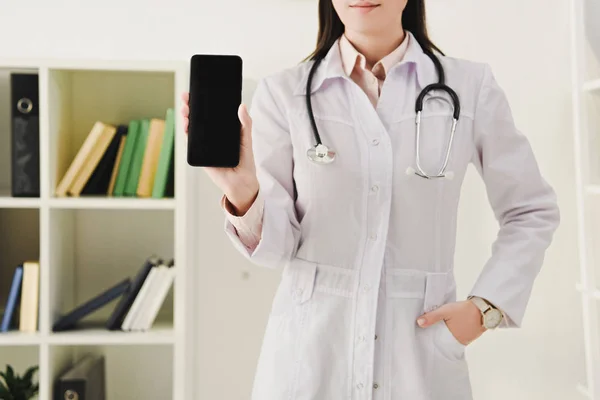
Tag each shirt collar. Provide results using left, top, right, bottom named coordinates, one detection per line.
left=293, top=30, right=437, bottom=96
left=338, top=32, right=410, bottom=79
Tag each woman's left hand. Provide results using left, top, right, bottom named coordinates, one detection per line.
left=416, top=300, right=486, bottom=346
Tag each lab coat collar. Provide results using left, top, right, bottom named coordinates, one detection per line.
left=293, top=30, right=437, bottom=96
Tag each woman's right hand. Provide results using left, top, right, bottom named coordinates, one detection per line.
left=181, top=92, right=259, bottom=216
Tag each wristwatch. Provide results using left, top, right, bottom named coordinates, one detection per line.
left=469, top=296, right=504, bottom=329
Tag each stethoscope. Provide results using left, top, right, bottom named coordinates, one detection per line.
left=305, top=47, right=461, bottom=180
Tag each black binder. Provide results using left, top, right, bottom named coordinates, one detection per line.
left=54, top=354, right=105, bottom=400
left=10, top=73, right=40, bottom=197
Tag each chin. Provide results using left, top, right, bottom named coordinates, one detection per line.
left=351, top=23, right=387, bottom=36
left=344, top=18, right=381, bottom=33
left=343, top=13, right=391, bottom=33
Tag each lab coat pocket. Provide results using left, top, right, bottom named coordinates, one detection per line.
left=423, top=272, right=472, bottom=400
left=424, top=272, right=465, bottom=362
left=252, top=259, right=317, bottom=399
left=384, top=269, right=432, bottom=400
left=437, top=321, right=466, bottom=361
left=269, top=258, right=317, bottom=316
left=289, top=257, right=317, bottom=304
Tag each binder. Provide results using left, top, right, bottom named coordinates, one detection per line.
left=10, top=73, right=40, bottom=197
left=54, top=354, right=105, bottom=400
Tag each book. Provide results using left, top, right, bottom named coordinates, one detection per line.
left=0, top=265, right=23, bottom=332
left=123, top=119, right=150, bottom=196
left=68, top=124, right=118, bottom=196
left=19, top=261, right=39, bottom=332
left=152, top=108, right=175, bottom=198
left=105, top=256, right=160, bottom=330
left=52, top=278, right=131, bottom=332
left=55, top=122, right=109, bottom=196
left=112, top=120, right=140, bottom=196
left=81, top=124, right=127, bottom=196
left=138, top=260, right=175, bottom=331
left=136, top=118, right=166, bottom=197
left=107, top=133, right=127, bottom=195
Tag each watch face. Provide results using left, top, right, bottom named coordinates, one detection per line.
left=484, top=309, right=503, bottom=329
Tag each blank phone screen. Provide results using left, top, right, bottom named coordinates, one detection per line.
left=187, top=54, right=242, bottom=167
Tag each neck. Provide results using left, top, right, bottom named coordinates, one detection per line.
left=344, top=27, right=406, bottom=69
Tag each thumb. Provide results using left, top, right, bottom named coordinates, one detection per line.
left=238, top=104, right=253, bottom=147
left=238, top=104, right=252, bottom=132
left=417, top=305, right=448, bottom=328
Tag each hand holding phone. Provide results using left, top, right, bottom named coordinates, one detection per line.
left=183, top=54, right=259, bottom=215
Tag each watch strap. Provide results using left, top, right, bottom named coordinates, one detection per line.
left=469, top=296, right=493, bottom=313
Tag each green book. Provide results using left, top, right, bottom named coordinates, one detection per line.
left=112, top=120, right=140, bottom=196
left=124, top=119, right=150, bottom=196
left=152, top=109, right=175, bottom=198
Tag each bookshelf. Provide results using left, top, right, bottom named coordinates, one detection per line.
left=0, top=58, right=193, bottom=399
left=570, top=0, right=600, bottom=398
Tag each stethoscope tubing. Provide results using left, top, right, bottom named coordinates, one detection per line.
left=305, top=41, right=461, bottom=178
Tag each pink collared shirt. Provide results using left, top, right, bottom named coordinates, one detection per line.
left=222, top=33, right=411, bottom=251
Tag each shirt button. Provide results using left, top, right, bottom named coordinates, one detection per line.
left=373, top=383, right=379, bottom=389
left=371, top=185, right=379, bottom=193
left=371, top=138, right=380, bottom=146
left=357, top=383, right=364, bottom=390
left=363, top=285, right=371, bottom=292
left=295, top=289, right=303, bottom=297
left=370, top=234, right=378, bottom=240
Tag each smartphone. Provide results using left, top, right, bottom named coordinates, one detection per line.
left=187, top=54, right=243, bottom=167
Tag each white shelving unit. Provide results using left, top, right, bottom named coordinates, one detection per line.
left=570, top=0, right=600, bottom=398
left=0, top=57, right=196, bottom=399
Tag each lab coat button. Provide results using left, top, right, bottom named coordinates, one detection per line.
left=370, top=234, right=377, bottom=240
left=375, top=334, right=378, bottom=340
left=373, top=383, right=379, bottom=389
left=371, top=185, right=379, bottom=193
left=295, top=288, right=303, bottom=297
left=371, top=139, right=380, bottom=146
left=357, top=383, right=364, bottom=390
left=363, top=285, right=371, bottom=292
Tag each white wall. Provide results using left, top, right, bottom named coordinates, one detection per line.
left=0, top=0, right=583, bottom=399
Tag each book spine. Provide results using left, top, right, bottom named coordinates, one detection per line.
left=152, top=108, right=175, bottom=198
left=123, top=119, right=149, bottom=196
left=136, top=118, right=165, bottom=197
left=1, top=265, right=23, bottom=332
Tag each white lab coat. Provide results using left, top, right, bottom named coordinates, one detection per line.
left=224, top=31, right=560, bottom=400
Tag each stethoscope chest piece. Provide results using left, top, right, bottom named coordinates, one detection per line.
left=307, top=143, right=336, bottom=164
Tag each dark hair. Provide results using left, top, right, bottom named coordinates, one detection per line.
left=305, top=0, right=444, bottom=61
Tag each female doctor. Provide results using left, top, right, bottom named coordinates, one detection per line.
left=183, top=0, right=560, bottom=399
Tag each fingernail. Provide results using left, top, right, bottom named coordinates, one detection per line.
left=417, top=318, right=426, bottom=327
